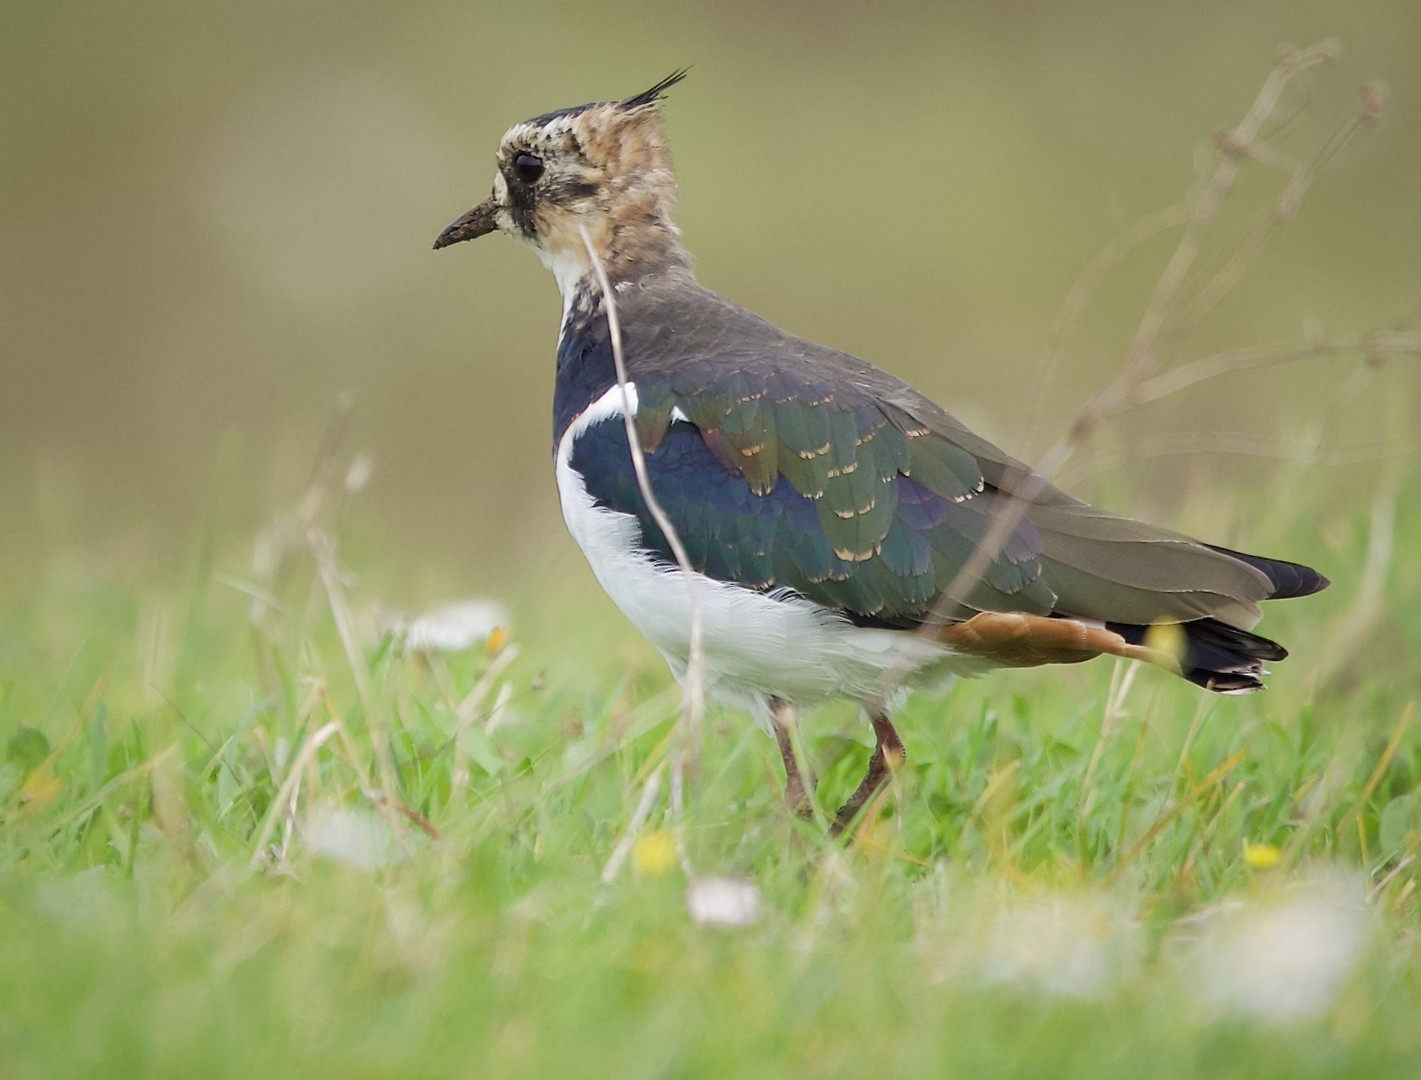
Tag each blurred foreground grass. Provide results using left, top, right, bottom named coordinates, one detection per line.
left=1, top=446, right=1419, bottom=1078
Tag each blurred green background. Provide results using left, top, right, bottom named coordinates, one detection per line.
left=4, top=0, right=1418, bottom=606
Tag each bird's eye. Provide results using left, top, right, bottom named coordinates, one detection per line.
left=513, top=153, right=544, bottom=184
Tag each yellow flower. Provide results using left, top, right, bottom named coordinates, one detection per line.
left=485, top=625, right=509, bottom=656
left=20, top=768, right=62, bottom=810
left=632, top=829, right=678, bottom=878
left=1143, top=622, right=1188, bottom=666
left=1243, top=841, right=1282, bottom=869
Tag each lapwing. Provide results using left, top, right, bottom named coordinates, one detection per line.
left=434, top=73, right=1329, bottom=832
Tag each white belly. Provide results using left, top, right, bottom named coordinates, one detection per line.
left=554, top=384, right=971, bottom=727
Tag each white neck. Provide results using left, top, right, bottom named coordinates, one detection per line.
left=538, top=246, right=593, bottom=334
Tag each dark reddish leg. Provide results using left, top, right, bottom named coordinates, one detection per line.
left=770, top=697, right=814, bottom=819
left=831, top=708, right=906, bottom=837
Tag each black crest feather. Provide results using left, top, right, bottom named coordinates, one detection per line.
left=525, top=70, right=689, bottom=129
left=620, top=69, right=689, bottom=111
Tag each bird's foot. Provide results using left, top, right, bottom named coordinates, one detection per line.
left=772, top=698, right=816, bottom=821
left=782, top=769, right=816, bottom=821
left=830, top=710, right=906, bottom=838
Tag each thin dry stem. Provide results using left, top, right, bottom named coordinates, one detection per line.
left=874, top=40, right=1373, bottom=703
left=308, top=528, right=403, bottom=835
left=1057, top=430, right=1420, bottom=488
left=1107, top=747, right=1248, bottom=883
left=600, top=759, right=667, bottom=885
left=1369, top=854, right=1415, bottom=903
left=455, top=645, right=521, bottom=726
left=1128, top=330, right=1421, bottom=407
left=249, top=719, right=342, bottom=869
left=449, top=658, right=517, bottom=799
left=37, top=744, right=180, bottom=838
left=578, top=225, right=707, bottom=834
left=1111, top=42, right=1338, bottom=388
left=1179, top=779, right=1247, bottom=884
left=1314, top=476, right=1400, bottom=691
left=1344, top=703, right=1414, bottom=833
left=1028, top=203, right=1192, bottom=452
left=1180, top=83, right=1389, bottom=331
left=1064, top=41, right=1340, bottom=432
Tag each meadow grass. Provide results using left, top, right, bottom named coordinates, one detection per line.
left=1, top=456, right=1418, bottom=1080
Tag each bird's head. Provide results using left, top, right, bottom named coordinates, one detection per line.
left=434, top=71, right=690, bottom=295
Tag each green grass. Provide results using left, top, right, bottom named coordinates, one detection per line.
left=2, top=467, right=1419, bottom=1079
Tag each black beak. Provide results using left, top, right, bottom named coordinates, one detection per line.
left=433, top=198, right=499, bottom=250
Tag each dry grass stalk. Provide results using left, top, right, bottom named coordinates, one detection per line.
left=876, top=40, right=1401, bottom=702
left=600, top=759, right=667, bottom=885
left=579, top=224, right=707, bottom=855
left=238, top=392, right=480, bottom=866
left=248, top=719, right=342, bottom=869
left=1057, top=430, right=1421, bottom=488
left=1129, top=330, right=1421, bottom=408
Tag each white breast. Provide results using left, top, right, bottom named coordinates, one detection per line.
left=554, top=384, right=972, bottom=728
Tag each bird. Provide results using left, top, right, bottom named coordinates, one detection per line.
left=434, top=72, right=1329, bottom=833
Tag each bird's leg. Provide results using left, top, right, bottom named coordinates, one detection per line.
left=770, top=697, right=815, bottom=820
left=831, top=708, right=906, bottom=837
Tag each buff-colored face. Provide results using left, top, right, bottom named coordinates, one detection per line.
left=434, top=74, right=686, bottom=291
left=489, top=111, right=611, bottom=248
